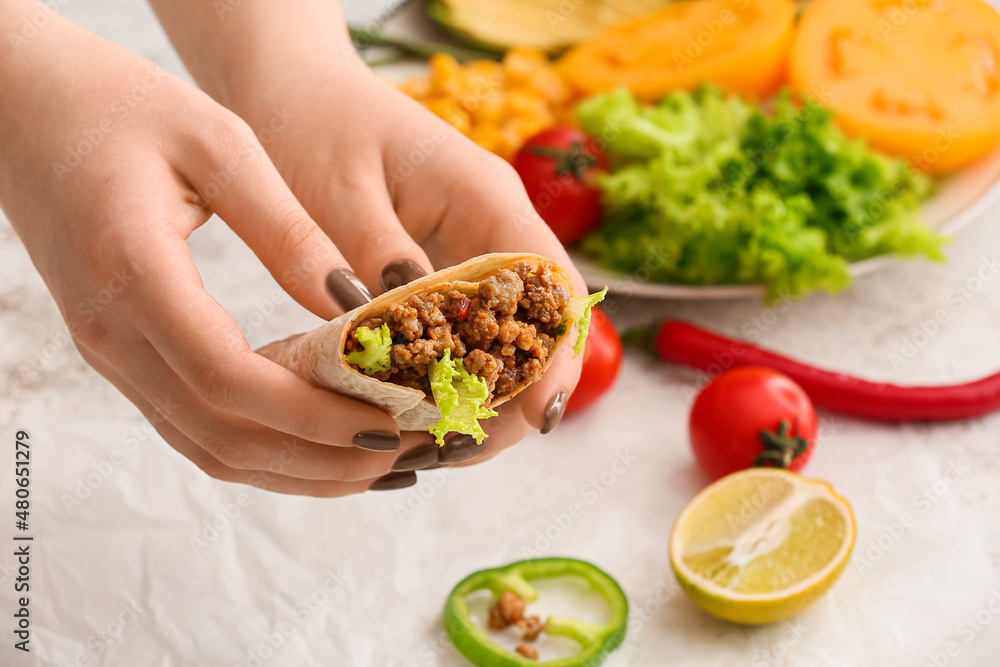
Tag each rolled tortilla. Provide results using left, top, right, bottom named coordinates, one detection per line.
left=256, top=253, right=577, bottom=430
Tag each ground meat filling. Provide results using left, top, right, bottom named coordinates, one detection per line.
left=344, top=262, right=569, bottom=401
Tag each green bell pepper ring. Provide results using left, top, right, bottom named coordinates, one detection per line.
left=443, top=558, right=628, bottom=667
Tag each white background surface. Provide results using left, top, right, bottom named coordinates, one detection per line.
left=2, top=1, right=1000, bottom=666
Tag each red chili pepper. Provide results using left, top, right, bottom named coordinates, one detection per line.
left=654, top=319, right=1000, bottom=422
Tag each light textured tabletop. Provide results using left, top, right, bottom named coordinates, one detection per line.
left=2, top=2, right=1000, bottom=666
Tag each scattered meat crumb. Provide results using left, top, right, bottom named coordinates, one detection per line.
left=487, top=605, right=506, bottom=630
left=488, top=591, right=526, bottom=629
left=347, top=261, right=567, bottom=401
left=515, top=644, right=539, bottom=660
left=516, top=615, right=544, bottom=642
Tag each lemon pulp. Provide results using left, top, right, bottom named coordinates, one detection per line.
left=669, top=468, right=855, bottom=625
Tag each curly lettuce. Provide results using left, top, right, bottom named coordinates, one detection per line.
left=563, top=287, right=608, bottom=357
left=346, top=324, right=393, bottom=375
left=429, top=350, right=498, bottom=447
left=576, top=86, right=946, bottom=301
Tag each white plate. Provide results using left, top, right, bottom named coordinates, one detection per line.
left=375, top=6, right=1000, bottom=300
left=575, top=146, right=1000, bottom=299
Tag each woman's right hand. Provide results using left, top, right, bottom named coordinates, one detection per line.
left=0, top=1, right=430, bottom=495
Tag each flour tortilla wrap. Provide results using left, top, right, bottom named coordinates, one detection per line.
left=256, top=253, right=578, bottom=430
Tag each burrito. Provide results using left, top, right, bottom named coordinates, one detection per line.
left=257, top=253, right=606, bottom=445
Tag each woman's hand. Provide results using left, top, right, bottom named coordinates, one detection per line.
left=239, top=66, right=587, bottom=467
left=0, top=1, right=442, bottom=495
left=150, top=0, right=588, bottom=468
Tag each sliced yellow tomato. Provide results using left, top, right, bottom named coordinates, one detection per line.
left=791, top=0, right=1000, bottom=173
left=557, top=0, right=796, bottom=101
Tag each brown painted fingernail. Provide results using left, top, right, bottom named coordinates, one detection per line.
left=541, top=391, right=568, bottom=435
left=439, top=434, right=482, bottom=464
left=353, top=431, right=401, bottom=452
left=368, top=471, right=417, bottom=491
left=380, top=258, right=427, bottom=292
left=391, top=442, right=439, bottom=471
left=326, top=267, right=372, bottom=311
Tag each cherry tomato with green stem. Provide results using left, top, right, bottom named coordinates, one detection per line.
left=689, top=367, right=817, bottom=480
left=513, top=127, right=606, bottom=246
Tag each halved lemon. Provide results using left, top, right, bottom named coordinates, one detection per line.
left=669, top=468, right=856, bottom=625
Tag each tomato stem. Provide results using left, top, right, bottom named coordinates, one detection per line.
left=755, top=421, right=808, bottom=469
left=527, top=141, right=598, bottom=182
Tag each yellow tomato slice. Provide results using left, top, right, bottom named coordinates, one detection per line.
left=557, top=0, right=796, bottom=101
left=791, top=0, right=1000, bottom=173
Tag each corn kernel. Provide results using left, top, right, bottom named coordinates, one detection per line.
left=463, top=59, right=503, bottom=84
left=428, top=52, right=463, bottom=98
left=504, top=89, right=551, bottom=121
left=469, top=89, right=505, bottom=123
left=529, top=68, right=571, bottom=106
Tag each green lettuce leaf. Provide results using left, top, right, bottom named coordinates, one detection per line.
left=577, top=86, right=750, bottom=166
left=429, top=349, right=498, bottom=447
left=576, top=86, right=946, bottom=301
left=563, top=287, right=608, bottom=357
left=346, top=324, right=393, bottom=375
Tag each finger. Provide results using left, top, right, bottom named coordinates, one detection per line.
left=508, top=339, right=580, bottom=434
left=110, top=338, right=420, bottom=481
left=442, top=404, right=533, bottom=469
left=156, top=420, right=375, bottom=498
left=168, top=419, right=425, bottom=494
left=79, top=347, right=415, bottom=495
left=424, top=157, right=587, bottom=433
left=128, top=239, right=400, bottom=447
left=315, top=177, right=434, bottom=295
left=416, top=159, right=586, bottom=432
left=177, top=113, right=348, bottom=319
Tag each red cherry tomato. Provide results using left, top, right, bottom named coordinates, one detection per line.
left=566, top=308, right=623, bottom=415
left=513, top=127, right=606, bottom=246
left=689, top=367, right=817, bottom=480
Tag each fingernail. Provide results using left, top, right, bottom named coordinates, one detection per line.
left=541, top=391, right=568, bottom=435
left=391, top=442, right=439, bottom=471
left=439, top=434, right=482, bottom=464
left=353, top=431, right=401, bottom=452
left=326, top=267, right=372, bottom=311
left=368, top=471, right=417, bottom=491
left=380, top=258, right=427, bottom=292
